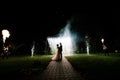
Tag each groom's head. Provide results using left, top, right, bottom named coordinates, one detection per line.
left=60, top=43, right=62, bottom=46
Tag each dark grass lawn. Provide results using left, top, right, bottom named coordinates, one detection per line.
left=66, top=53, right=120, bottom=80
left=1, top=53, right=120, bottom=80
left=0, top=55, right=52, bottom=80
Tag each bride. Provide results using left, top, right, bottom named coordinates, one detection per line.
left=52, top=44, right=60, bottom=61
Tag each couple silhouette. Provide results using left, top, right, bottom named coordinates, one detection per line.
left=52, top=43, right=63, bottom=61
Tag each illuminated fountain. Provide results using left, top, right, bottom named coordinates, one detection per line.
left=47, top=21, right=77, bottom=56
left=85, top=35, right=89, bottom=55
left=31, top=41, right=35, bottom=57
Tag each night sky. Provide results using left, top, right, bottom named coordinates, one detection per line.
left=0, top=2, right=120, bottom=51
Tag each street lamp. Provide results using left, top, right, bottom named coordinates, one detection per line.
left=101, top=38, right=108, bottom=56
left=2, top=29, right=10, bottom=58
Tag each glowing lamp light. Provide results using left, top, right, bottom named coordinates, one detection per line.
left=101, top=38, right=104, bottom=43
left=2, top=29, right=10, bottom=43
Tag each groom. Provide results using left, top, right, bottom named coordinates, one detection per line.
left=59, top=43, right=63, bottom=60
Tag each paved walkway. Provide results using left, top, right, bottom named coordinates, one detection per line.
left=36, top=57, right=83, bottom=80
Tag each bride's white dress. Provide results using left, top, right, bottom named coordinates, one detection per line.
left=52, top=48, right=60, bottom=61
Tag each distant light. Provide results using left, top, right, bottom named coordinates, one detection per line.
left=101, top=38, right=104, bottom=43
left=115, top=50, right=118, bottom=53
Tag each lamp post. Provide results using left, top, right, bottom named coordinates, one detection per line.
left=2, top=29, right=10, bottom=57
left=101, top=38, right=108, bottom=56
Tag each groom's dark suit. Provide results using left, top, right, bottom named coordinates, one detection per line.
left=59, top=43, right=62, bottom=60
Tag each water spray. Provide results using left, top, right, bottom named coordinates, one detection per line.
left=47, top=21, right=78, bottom=56
left=31, top=41, right=35, bottom=57
left=85, top=35, right=89, bottom=55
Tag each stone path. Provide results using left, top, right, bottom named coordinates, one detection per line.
left=36, top=57, right=83, bottom=80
